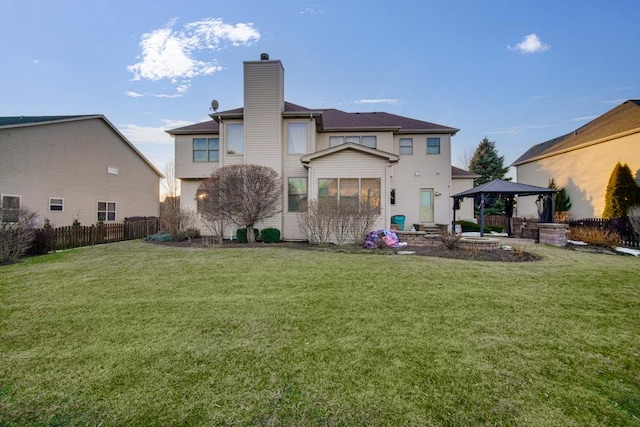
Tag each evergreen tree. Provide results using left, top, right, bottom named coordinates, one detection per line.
left=548, top=178, right=572, bottom=211
left=468, top=137, right=510, bottom=185
left=602, top=162, right=640, bottom=218
left=469, top=137, right=510, bottom=215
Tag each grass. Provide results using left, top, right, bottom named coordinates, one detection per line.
left=1, top=241, right=639, bottom=426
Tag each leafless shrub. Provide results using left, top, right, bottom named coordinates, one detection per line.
left=0, top=208, right=38, bottom=265
left=568, top=226, right=621, bottom=248
left=346, top=200, right=381, bottom=245
left=298, top=198, right=338, bottom=245
left=440, top=230, right=461, bottom=250
left=298, top=197, right=380, bottom=246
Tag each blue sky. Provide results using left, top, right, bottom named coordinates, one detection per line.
left=2, top=0, right=639, bottom=176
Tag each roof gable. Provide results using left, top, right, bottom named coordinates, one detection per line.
left=0, top=114, right=163, bottom=178
left=300, top=142, right=399, bottom=165
left=513, top=99, right=640, bottom=165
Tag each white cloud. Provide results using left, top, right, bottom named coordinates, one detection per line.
left=119, top=120, right=192, bottom=145
left=571, top=115, right=597, bottom=122
left=508, top=34, right=550, bottom=54
left=300, top=3, right=324, bottom=15
left=128, top=17, right=260, bottom=93
left=153, top=93, right=183, bottom=99
left=354, top=98, right=399, bottom=105
left=125, top=91, right=145, bottom=98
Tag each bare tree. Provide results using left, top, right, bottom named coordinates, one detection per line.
left=159, top=162, right=198, bottom=239
left=197, top=174, right=225, bottom=244
left=198, top=164, right=281, bottom=243
left=0, top=208, right=38, bottom=265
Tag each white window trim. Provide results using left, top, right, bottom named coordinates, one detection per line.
left=97, top=200, right=117, bottom=222
left=49, top=197, right=64, bottom=212
left=1, top=194, right=21, bottom=222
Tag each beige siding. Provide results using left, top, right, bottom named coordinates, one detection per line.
left=316, top=132, right=394, bottom=152
left=282, top=119, right=315, bottom=239
left=243, top=60, right=284, bottom=172
left=451, top=177, right=476, bottom=221
left=0, top=118, right=160, bottom=227
left=390, top=134, right=452, bottom=227
left=306, top=150, right=393, bottom=233
left=175, top=134, right=220, bottom=179
left=516, top=132, right=640, bottom=219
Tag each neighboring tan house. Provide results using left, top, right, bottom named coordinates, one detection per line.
left=0, top=115, right=163, bottom=227
left=167, top=54, right=465, bottom=240
left=513, top=100, right=640, bottom=219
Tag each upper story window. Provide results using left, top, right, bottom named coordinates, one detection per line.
left=427, top=137, right=441, bottom=155
left=49, top=198, right=64, bottom=211
left=193, top=138, right=219, bottom=162
left=399, top=138, right=413, bottom=155
left=97, top=201, right=116, bottom=222
left=288, top=123, right=308, bottom=154
left=1, top=194, right=20, bottom=222
left=227, top=124, right=244, bottom=155
left=329, top=135, right=377, bottom=149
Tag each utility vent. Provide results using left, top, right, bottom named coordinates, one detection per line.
left=260, top=53, right=269, bottom=61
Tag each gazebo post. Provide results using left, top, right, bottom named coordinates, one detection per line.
left=480, top=193, right=485, bottom=237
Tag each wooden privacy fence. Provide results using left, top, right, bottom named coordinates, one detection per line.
left=479, top=215, right=639, bottom=247
left=31, top=217, right=159, bottom=253
left=569, top=217, right=639, bottom=248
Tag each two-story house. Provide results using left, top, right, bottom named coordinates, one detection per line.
left=0, top=115, right=162, bottom=226
left=167, top=54, right=461, bottom=240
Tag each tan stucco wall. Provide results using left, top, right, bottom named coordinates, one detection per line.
left=0, top=118, right=160, bottom=227
left=516, top=132, right=640, bottom=219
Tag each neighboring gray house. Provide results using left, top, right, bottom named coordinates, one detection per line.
left=168, top=54, right=466, bottom=240
left=0, top=115, right=162, bottom=227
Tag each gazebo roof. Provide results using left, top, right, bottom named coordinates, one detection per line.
left=451, top=179, right=557, bottom=199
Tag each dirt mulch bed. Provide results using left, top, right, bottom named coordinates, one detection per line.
left=147, top=237, right=540, bottom=262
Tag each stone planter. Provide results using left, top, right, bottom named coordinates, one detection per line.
left=538, top=223, right=568, bottom=247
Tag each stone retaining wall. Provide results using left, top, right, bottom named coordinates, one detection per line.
left=395, top=231, right=443, bottom=248
left=538, top=223, right=568, bottom=247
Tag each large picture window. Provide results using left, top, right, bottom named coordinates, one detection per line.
left=288, top=123, right=308, bottom=154
left=226, top=124, right=244, bottom=155
left=1, top=194, right=20, bottom=222
left=193, top=138, right=219, bottom=162
left=427, top=137, right=441, bottom=155
left=318, top=178, right=380, bottom=211
left=288, top=177, right=308, bottom=212
left=97, top=201, right=116, bottom=222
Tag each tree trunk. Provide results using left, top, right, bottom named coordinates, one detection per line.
left=246, top=225, right=256, bottom=243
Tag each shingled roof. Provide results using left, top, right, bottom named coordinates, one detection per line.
left=512, top=100, right=640, bottom=166
left=167, top=102, right=458, bottom=135
left=0, top=115, right=98, bottom=127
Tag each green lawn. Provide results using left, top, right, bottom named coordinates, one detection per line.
left=1, top=241, right=639, bottom=426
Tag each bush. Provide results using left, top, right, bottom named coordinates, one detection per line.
left=440, top=231, right=461, bottom=250
left=568, top=226, right=620, bottom=247
left=458, top=221, right=502, bottom=234
left=236, top=228, right=260, bottom=243
left=0, top=208, right=38, bottom=265
left=261, top=228, right=281, bottom=243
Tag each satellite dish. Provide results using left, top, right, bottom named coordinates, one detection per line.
left=210, top=99, right=219, bottom=112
